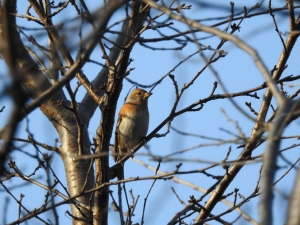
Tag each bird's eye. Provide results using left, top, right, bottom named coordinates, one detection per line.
left=137, top=92, right=141, bottom=95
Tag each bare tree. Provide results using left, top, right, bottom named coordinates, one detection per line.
left=1, top=0, right=300, bottom=224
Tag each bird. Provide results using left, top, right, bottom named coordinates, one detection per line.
left=114, top=88, right=152, bottom=179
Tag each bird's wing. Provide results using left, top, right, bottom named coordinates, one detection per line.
left=114, top=112, right=123, bottom=162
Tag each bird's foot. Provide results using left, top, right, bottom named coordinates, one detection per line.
left=142, top=137, right=148, bottom=146
left=128, top=149, right=135, bottom=158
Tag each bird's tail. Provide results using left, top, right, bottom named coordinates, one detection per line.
left=117, top=164, right=124, bottom=180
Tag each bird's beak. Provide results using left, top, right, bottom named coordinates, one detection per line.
left=144, top=92, right=152, bottom=99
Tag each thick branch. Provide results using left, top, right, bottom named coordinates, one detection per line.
left=259, top=100, right=292, bottom=225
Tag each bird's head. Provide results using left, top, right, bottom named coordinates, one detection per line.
left=126, top=88, right=152, bottom=105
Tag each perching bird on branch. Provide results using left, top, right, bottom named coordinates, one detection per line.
left=114, top=88, right=152, bottom=180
